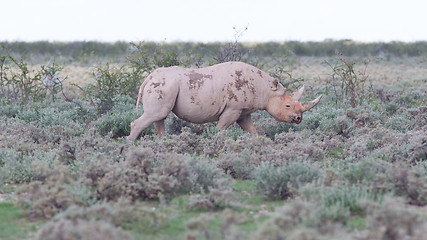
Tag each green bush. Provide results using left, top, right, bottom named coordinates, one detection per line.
left=96, top=110, right=140, bottom=138
left=95, top=95, right=153, bottom=138
left=321, top=185, right=382, bottom=222
left=342, top=157, right=390, bottom=185
left=384, top=113, right=412, bottom=132
left=0, top=149, right=34, bottom=183
left=253, top=161, right=320, bottom=200
left=185, top=155, right=228, bottom=193
left=0, top=103, right=22, bottom=117
left=83, top=64, right=142, bottom=114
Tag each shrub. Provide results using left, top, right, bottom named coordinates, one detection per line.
left=35, top=204, right=134, bottom=240
left=17, top=162, right=85, bottom=219
left=187, top=184, right=236, bottom=211
left=297, top=105, right=346, bottom=134
left=366, top=197, right=427, bottom=240
left=96, top=109, right=138, bottom=138
left=384, top=113, right=412, bottom=132
left=96, top=147, right=220, bottom=201
left=0, top=149, right=34, bottom=183
left=342, top=157, right=391, bottom=185
left=388, top=162, right=427, bottom=206
left=218, top=151, right=255, bottom=180
left=320, top=185, right=382, bottom=223
left=95, top=95, right=154, bottom=138
left=0, top=103, right=22, bottom=117
left=159, top=127, right=206, bottom=154
left=253, top=201, right=352, bottom=240
left=186, top=209, right=246, bottom=240
left=0, top=52, right=63, bottom=104
left=322, top=53, right=376, bottom=108
left=82, top=63, right=142, bottom=114
left=253, top=161, right=320, bottom=200
left=213, top=26, right=248, bottom=64
left=185, top=155, right=228, bottom=193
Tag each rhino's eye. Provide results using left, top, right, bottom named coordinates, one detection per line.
left=285, top=104, right=291, bottom=108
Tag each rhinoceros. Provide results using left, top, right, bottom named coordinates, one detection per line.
left=127, top=61, right=321, bottom=141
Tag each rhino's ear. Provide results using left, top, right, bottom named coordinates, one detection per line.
left=301, top=95, right=322, bottom=112
left=270, top=78, right=280, bottom=91
left=291, top=85, right=305, bottom=101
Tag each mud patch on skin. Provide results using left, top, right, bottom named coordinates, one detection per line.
left=190, top=96, right=199, bottom=105
left=235, top=70, right=249, bottom=90
left=186, top=71, right=212, bottom=89
left=155, top=90, right=164, bottom=100
left=235, top=70, right=256, bottom=94
left=227, top=88, right=238, bottom=102
left=257, top=70, right=263, bottom=78
left=151, top=82, right=161, bottom=88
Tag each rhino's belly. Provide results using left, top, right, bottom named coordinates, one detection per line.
left=172, top=95, right=226, bottom=124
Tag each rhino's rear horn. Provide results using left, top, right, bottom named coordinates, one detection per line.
left=291, top=85, right=305, bottom=101
left=301, top=95, right=322, bottom=112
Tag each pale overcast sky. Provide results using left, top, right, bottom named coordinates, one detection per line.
left=1, top=0, right=426, bottom=42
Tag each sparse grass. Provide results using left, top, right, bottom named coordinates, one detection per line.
left=0, top=203, right=42, bottom=240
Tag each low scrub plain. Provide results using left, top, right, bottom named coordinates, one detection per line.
left=0, top=41, right=426, bottom=240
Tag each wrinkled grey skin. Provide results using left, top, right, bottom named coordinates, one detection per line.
left=127, top=62, right=321, bottom=141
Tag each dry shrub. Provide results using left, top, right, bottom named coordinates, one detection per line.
left=217, top=134, right=292, bottom=176
left=367, top=126, right=426, bottom=163
left=35, top=203, right=135, bottom=240
left=0, top=118, right=50, bottom=153
left=17, top=162, right=84, bottom=219
left=254, top=201, right=351, bottom=240
left=187, top=181, right=236, bottom=211
left=186, top=209, right=247, bottom=240
left=137, top=127, right=209, bottom=155
left=218, top=151, right=255, bottom=180
left=36, top=218, right=133, bottom=240
left=388, top=162, right=427, bottom=206
left=275, top=130, right=327, bottom=161
left=161, top=127, right=206, bottom=154
left=346, top=125, right=400, bottom=159
left=365, top=197, right=427, bottom=240
left=345, top=107, right=383, bottom=128
left=97, top=147, right=190, bottom=201
left=78, top=155, right=115, bottom=187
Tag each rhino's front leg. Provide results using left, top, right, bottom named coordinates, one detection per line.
left=216, top=109, right=243, bottom=130
left=237, top=114, right=257, bottom=134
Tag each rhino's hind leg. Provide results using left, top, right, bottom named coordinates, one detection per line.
left=153, top=119, right=166, bottom=136
left=127, top=114, right=159, bottom=141
left=237, top=114, right=257, bottom=134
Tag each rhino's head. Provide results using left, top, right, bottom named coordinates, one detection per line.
left=266, top=85, right=322, bottom=124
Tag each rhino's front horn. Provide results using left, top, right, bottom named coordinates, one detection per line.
left=301, top=95, right=322, bottom=112
left=291, top=85, right=305, bottom=101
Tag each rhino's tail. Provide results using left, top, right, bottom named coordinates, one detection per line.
left=136, top=79, right=149, bottom=117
